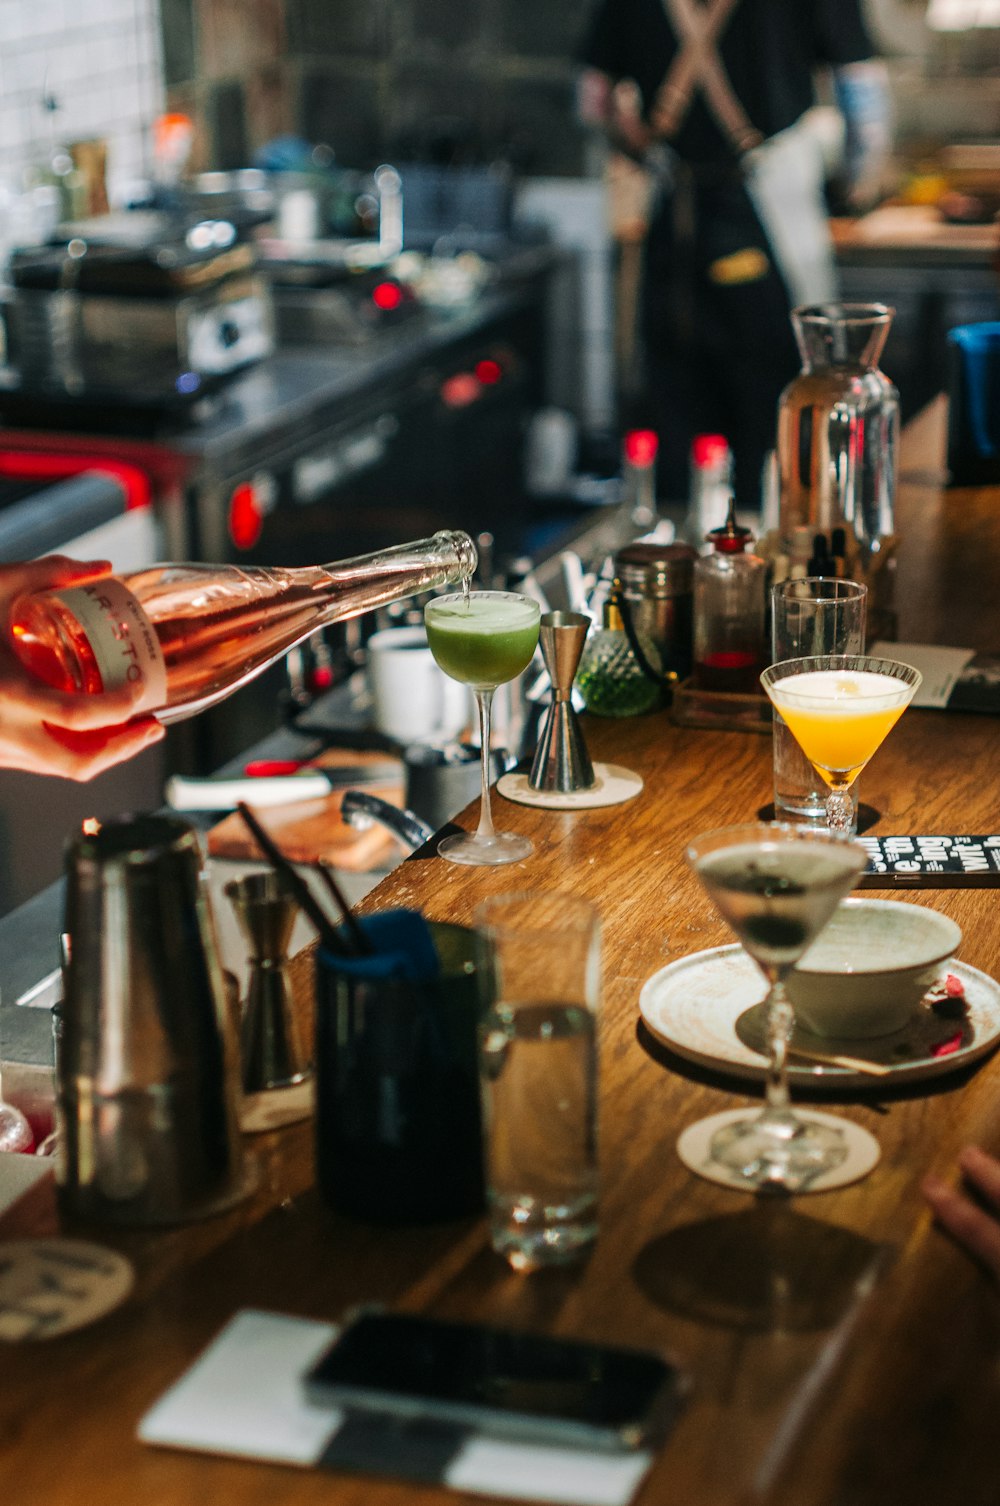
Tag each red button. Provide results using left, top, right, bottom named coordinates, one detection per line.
left=228, top=482, right=263, bottom=550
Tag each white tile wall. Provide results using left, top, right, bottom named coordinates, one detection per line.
left=0, top=0, right=164, bottom=208
left=516, top=178, right=617, bottom=429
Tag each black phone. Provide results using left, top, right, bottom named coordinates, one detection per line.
left=857, top=835, right=1000, bottom=887
left=303, top=1309, right=688, bottom=1453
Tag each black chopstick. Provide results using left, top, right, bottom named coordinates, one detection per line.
left=235, top=802, right=352, bottom=957
left=314, top=860, right=373, bottom=956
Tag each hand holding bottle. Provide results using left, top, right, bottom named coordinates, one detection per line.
left=8, top=532, right=476, bottom=725
left=1, top=557, right=163, bottom=781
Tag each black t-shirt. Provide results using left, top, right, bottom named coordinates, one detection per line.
left=580, top=0, right=875, bottom=162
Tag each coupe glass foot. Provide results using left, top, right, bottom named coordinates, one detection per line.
left=437, top=831, right=534, bottom=866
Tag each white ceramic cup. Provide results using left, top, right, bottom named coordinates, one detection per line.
left=366, top=626, right=470, bottom=745
left=787, top=898, right=962, bottom=1040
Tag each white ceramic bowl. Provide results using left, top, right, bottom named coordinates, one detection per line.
left=786, top=898, right=962, bottom=1040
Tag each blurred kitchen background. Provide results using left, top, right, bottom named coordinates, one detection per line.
left=2, top=0, right=999, bottom=199
left=3, top=0, right=1000, bottom=426
left=1, top=0, right=1000, bottom=914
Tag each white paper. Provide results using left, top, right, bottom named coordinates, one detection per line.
left=446, top=1435, right=653, bottom=1505
left=138, top=1310, right=341, bottom=1464
left=870, top=641, right=975, bottom=709
left=0, top=1154, right=51, bottom=1217
left=138, top=1308, right=655, bottom=1506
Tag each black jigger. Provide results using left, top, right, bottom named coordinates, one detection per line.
left=529, top=610, right=596, bottom=793
left=225, top=871, right=310, bottom=1094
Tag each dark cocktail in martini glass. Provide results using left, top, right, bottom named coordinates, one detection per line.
left=686, top=821, right=867, bottom=1191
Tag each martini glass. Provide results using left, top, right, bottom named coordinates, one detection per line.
left=761, top=655, right=922, bottom=832
left=686, top=822, right=867, bottom=1191
left=424, top=590, right=541, bottom=865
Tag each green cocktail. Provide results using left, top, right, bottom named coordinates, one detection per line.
left=424, top=594, right=540, bottom=689
left=424, top=590, right=541, bottom=866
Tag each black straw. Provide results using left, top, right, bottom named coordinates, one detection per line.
left=236, top=802, right=351, bottom=957
left=314, top=860, right=372, bottom=956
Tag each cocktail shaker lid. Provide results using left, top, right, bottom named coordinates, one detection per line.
left=615, top=541, right=697, bottom=595
left=66, top=811, right=199, bottom=865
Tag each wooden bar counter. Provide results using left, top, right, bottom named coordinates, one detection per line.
left=5, top=397, right=1000, bottom=1506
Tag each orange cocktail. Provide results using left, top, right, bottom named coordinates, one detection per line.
left=761, top=655, right=922, bottom=832
left=768, top=667, right=913, bottom=785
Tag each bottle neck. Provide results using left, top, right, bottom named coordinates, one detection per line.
left=313, top=530, right=477, bottom=621
left=792, top=309, right=891, bottom=373
left=624, top=462, right=657, bottom=529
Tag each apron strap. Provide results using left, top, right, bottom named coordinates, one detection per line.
left=651, top=0, right=764, bottom=156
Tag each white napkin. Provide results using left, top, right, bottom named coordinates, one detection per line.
left=0, top=1153, right=50, bottom=1217
left=139, top=1309, right=654, bottom=1506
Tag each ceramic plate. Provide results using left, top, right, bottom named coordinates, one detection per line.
left=638, top=944, right=1000, bottom=1090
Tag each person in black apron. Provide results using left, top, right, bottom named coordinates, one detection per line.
left=578, top=0, right=891, bottom=511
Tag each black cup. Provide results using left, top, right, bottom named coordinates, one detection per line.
left=315, top=921, right=490, bottom=1224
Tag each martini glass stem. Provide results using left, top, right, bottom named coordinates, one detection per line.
left=825, top=784, right=854, bottom=832
left=474, top=688, right=497, bottom=841
left=763, top=978, right=794, bottom=1116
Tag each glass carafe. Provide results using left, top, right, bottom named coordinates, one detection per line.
left=777, top=303, right=898, bottom=555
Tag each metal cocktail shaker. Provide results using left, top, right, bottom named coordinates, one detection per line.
left=614, top=540, right=697, bottom=690
left=57, top=813, right=250, bottom=1226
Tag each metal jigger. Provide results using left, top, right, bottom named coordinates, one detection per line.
left=529, top=610, right=597, bottom=793
left=225, top=871, right=310, bottom=1094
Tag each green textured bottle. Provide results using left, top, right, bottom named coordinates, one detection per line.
left=575, top=591, right=661, bottom=717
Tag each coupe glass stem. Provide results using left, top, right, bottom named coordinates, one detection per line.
left=474, top=688, right=497, bottom=841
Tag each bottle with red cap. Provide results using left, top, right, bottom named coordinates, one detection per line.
left=692, top=498, right=766, bottom=695
left=686, top=433, right=733, bottom=547
left=622, top=428, right=659, bottom=530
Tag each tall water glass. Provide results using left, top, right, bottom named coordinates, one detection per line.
left=770, top=579, right=867, bottom=831
left=476, top=892, right=601, bottom=1272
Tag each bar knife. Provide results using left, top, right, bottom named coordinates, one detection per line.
left=165, top=762, right=402, bottom=812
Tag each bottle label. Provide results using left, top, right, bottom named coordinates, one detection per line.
left=58, top=580, right=167, bottom=711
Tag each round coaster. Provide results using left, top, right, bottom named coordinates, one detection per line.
left=0, top=1238, right=134, bottom=1342
left=497, top=763, right=643, bottom=811
left=677, top=1109, right=880, bottom=1194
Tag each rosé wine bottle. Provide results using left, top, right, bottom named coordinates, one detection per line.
left=9, top=531, right=476, bottom=724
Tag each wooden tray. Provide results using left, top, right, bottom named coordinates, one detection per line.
left=206, top=750, right=405, bottom=870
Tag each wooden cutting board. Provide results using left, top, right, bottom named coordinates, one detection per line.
left=206, top=750, right=406, bottom=870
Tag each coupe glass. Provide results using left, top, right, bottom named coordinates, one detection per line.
left=761, top=655, right=921, bottom=832
left=686, top=822, right=867, bottom=1191
left=424, top=590, right=541, bottom=865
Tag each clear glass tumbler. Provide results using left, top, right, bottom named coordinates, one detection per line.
left=770, top=578, right=867, bottom=832
left=476, top=892, right=601, bottom=1271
